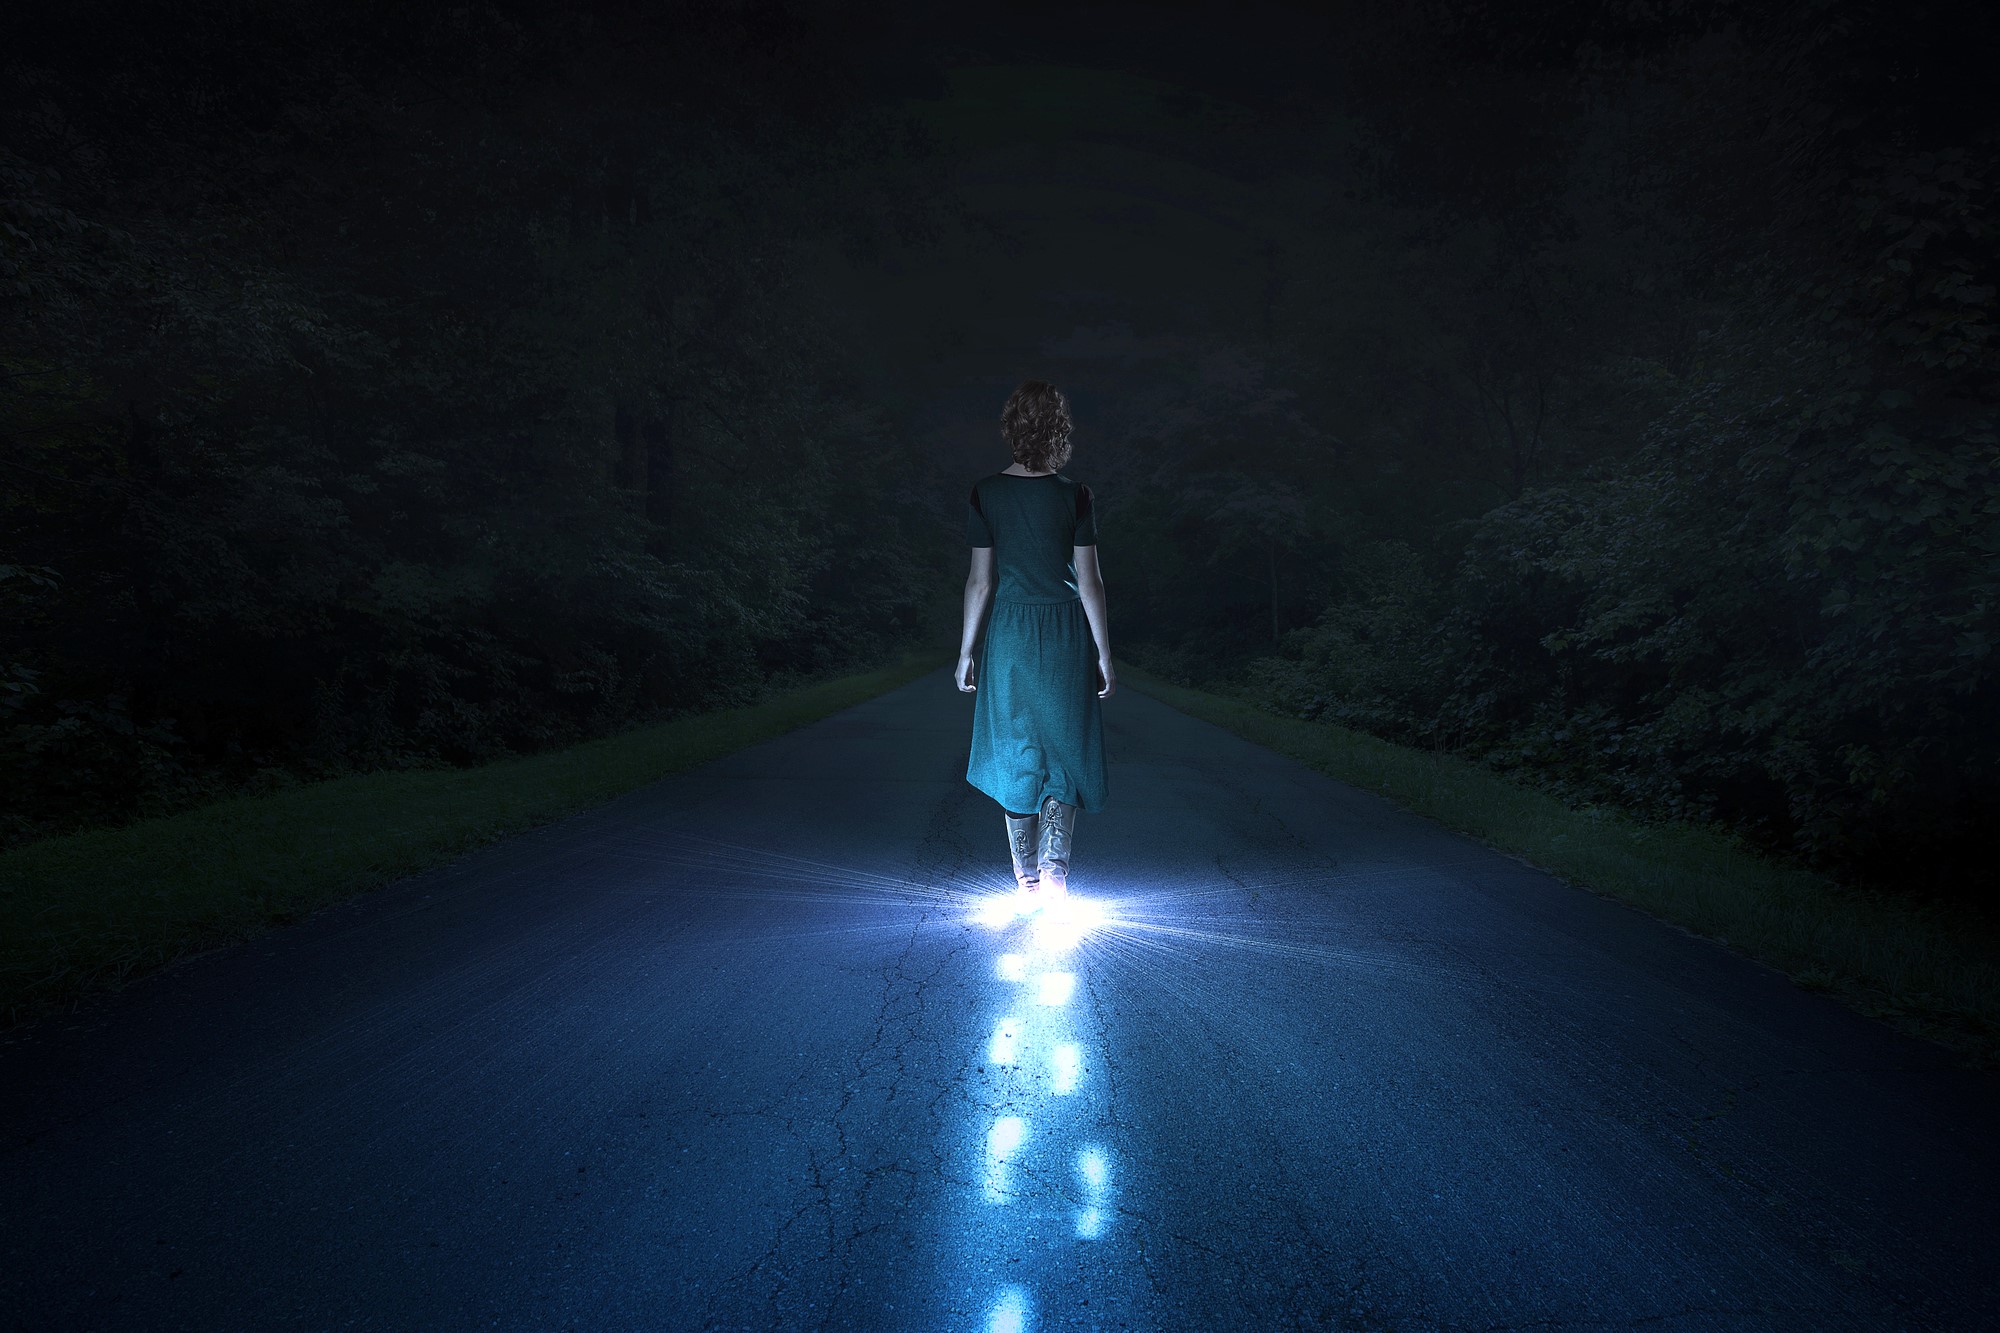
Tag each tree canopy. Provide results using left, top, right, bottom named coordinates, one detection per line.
left=1, top=1, right=959, bottom=843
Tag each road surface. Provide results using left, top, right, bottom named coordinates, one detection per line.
left=4, top=669, right=1995, bottom=1330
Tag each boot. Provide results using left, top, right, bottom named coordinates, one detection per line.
left=1037, top=796, right=1077, bottom=897
left=1005, top=811, right=1041, bottom=894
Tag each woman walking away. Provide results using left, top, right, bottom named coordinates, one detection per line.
left=956, top=379, right=1114, bottom=902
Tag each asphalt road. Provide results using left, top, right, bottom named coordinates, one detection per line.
left=3, top=669, right=1995, bottom=1331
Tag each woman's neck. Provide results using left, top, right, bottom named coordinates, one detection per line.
left=1001, top=464, right=1055, bottom=477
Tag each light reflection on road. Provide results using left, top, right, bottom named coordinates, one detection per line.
left=968, top=891, right=1119, bottom=1332
left=986, top=1284, right=1030, bottom=1333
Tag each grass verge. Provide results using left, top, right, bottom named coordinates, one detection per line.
left=1120, top=663, right=2000, bottom=1068
left=0, top=651, right=945, bottom=1030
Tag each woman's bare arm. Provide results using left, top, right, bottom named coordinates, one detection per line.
left=1075, top=544, right=1115, bottom=699
left=956, top=546, right=996, bottom=692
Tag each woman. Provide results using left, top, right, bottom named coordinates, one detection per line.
left=956, top=379, right=1114, bottom=901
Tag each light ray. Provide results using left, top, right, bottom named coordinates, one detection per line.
left=1035, top=972, right=1076, bottom=1006
left=974, top=894, right=1021, bottom=928
left=1029, top=894, right=1109, bottom=951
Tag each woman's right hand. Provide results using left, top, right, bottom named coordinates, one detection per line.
left=1096, top=657, right=1116, bottom=699
left=955, top=654, right=977, bottom=692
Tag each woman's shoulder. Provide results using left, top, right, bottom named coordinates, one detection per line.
left=969, top=471, right=1019, bottom=508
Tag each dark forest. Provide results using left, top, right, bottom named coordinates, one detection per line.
left=6, top=0, right=1992, bottom=900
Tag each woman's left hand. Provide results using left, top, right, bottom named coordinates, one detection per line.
left=955, top=654, right=977, bottom=692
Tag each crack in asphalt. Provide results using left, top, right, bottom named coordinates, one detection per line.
left=801, top=773, right=973, bottom=1332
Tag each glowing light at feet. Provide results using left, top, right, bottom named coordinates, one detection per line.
left=1035, top=972, right=1076, bottom=1007
left=1029, top=895, right=1107, bottom=951
left=984, top=1116, right=1028, bottom=1203
left=1075, top=1145, right=1111, bottom=1239
left=1051, top=1042, right=1081, bottom=1094
left=986, top=1285, right=1031, bottom=1333
left=997, top=952, right=1027, bottom=981
left=974, top=896, right=1018, bottom=929
left=988, top=1017, right=1021, bottom=1066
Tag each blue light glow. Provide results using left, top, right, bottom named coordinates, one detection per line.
left=988, top=1017, right=1021, bottom=1066
left=974, top=895, right=1020, bottom=928
left=986, top=1285, right=1030, bottom=1333
left=1035, top=972, right=1076, bottom=1006
left=985, top=1116, right=1028, bottom=1202
left=1075, top=1146, right=1111, bottom=1238
left=1051, top=1042, right=1081, bottom=1094
left=1029, top=895, right=1107, bottom=951
left=961, top=887, right=1129, bottom=1321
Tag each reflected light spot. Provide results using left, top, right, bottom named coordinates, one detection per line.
left=989, top=1116, right=1026, bottom=1155
left=1051, top=1043, right=1081, bottom=1094
left=987, top=1285, right=1030, bottom=1333
left=1035, top=972, right=1076, bottom=1006
left=997, top=952, right=1027, bottom=981
left=1076, top=1145, right=1110, bottom=1237
left=988, top=1017, right=1020, bottom=1066
left=984, top=1116, right=1028, bottom=1203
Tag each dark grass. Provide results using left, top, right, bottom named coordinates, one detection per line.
left=1120, top=663, right=2000, bottom=1068
left=0, top=652, right=945, bottom=1030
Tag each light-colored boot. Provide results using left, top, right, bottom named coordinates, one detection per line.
left=1005, top=811, right=1041, bottom=894
left=1037, top=796, right=1077, bottom=897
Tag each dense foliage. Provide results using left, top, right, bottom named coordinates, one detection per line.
left=5, top=0, right=1991, bottom=902
left=0, top=1, right=957, bottom=847
left=1117, top=0, right=1997, bottom=896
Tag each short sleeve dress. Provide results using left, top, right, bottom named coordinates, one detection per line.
left=964, top=472, right=1109, bottom=814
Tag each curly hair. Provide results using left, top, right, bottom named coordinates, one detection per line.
left=1000, top=379, right=1073, bottom=473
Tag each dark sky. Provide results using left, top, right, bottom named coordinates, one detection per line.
left=817, top=1, right=1354, bottom=488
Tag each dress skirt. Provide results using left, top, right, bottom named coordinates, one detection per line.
left=967, top=596, right=1108, bottom=814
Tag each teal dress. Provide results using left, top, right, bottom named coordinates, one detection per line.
left=965, top=471, right=1109, bottom=814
